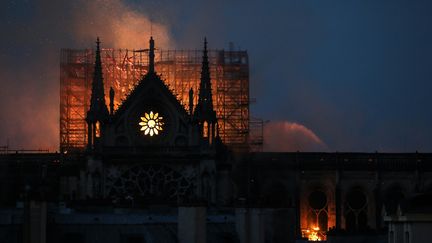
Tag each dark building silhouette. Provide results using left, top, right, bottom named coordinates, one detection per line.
left=1, top=37, right=432, bottom=243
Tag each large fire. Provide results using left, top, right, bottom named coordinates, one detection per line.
left=302, top=226, right=326, bottom=241
left=60, top=48, right=257, bottom=152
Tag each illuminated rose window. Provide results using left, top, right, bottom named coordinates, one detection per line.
left=139, top=111, right=163, bottom=136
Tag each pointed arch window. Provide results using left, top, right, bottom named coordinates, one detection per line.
left=303, top=190, right=328, bottom=241
left=345, top=187, right=368, bottom=231
left=95, top=121, right=101, bottom=138
left=203, top=121, right=209, bottom=138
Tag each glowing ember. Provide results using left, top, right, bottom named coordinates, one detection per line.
left=139, top=111, right=163, bottom=136
left=302, top=226, right=325, bottom=241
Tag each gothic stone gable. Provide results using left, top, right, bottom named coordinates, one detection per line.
left=103, top=73, right=192, bottom=148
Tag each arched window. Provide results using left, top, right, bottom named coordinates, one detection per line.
left=95, top=121, right=101, bottom=138
left=303, top=190, right=328, bottom=240
left=345, top=187, right=368, bottom=231
left=203, top=121, right=208, bottom=138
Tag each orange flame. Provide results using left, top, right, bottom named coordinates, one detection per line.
left=302, top=226, right=325, bottom=241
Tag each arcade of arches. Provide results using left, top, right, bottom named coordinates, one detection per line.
left=236, top=152, right=432, bottom=243
left=253, top=173, right=413, bottom=242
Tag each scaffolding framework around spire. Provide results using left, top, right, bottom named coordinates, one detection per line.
left=60, top=48, right=263, bottom=152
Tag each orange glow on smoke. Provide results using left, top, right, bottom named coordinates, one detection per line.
left=264, top=121, right=327, bottom=152
left=72, top=0, right=172, bottom=49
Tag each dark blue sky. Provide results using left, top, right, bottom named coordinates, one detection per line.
left=1, top=0, right=432, bottom=152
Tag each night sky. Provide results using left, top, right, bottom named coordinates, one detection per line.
left=1, top=0, right=432, bottom=152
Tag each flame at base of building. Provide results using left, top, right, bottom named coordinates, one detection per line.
left=302, top=226, right=326, bottom=241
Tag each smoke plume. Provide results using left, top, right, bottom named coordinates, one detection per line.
left=3, top=0, right=428, bottom=152
left=264, top=121, right=328, bottom=152
left=0, top=0, right=172, bottom=151
left=71, top=0, right=172, bottom=48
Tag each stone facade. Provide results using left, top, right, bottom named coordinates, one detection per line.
left=0, top=37, right=431, bottom=243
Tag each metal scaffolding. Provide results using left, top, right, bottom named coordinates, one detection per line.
left=60, top=48, right=262, bottom=152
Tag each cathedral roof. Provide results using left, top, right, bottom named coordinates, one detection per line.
left=111, top=37, right=188, bottom=120
left=111, top=71, right=189, bottom=120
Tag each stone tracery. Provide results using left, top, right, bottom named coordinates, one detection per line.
left=105, top=164, right=195, bottom=202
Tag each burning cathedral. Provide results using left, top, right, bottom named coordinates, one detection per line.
left=0, top=36, right=431, bottom=243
